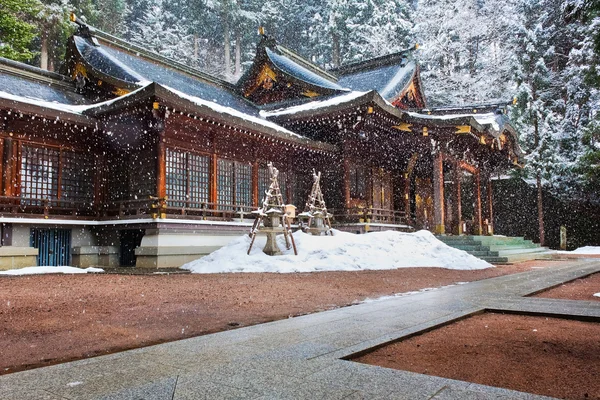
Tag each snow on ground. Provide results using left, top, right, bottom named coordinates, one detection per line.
left=0, top=266, right=104, bottom=276
left=181, top=229, right=492, bottom=274
left=556, top=246, right=600, bottom=254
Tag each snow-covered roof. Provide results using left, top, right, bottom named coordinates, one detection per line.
left=265, top=47, right=346, bottom=92
left=261, top=91, right=370, bottom=118
left=331, top=50, right=421, bottom=103
left=261, top=90, right=404, bottom=122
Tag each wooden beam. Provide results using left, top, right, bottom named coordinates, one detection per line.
left=3, top=138, right=13, bottom=197
left=432, top=152, right=445, bottom=234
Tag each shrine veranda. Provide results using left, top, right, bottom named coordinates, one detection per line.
left=0, top=18, right=523, bottom=269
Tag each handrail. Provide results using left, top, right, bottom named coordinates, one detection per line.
left=331, top=206, right=409, bottom=225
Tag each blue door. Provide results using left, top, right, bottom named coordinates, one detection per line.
left=30, top=229, right=72, bottom=266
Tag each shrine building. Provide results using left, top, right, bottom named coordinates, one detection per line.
left=0, top=17, right=523, bottom=268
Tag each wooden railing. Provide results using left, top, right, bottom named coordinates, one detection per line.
left=331, top=207, right=409, bottom=226
left=0, top=195, right=258, bottom=222
left=0, top=196, right=96, bottom=218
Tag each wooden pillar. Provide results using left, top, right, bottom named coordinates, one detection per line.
left=252, top=161, right=259, bottom=207
left=475, top=171, right=483, bottom=235
left=343, top=158, right=350, bottom=208
left=403, top=172, right=410, bottom=219
left=210, top=153, right=218, bottom=205
left=156, top=132, right=166, bottom=198
left=487, top=177, right=494, bottom=235
left=453, top=162, right=462, bottom=235
left=93, top=153, right=104, bottom=211
left=0, top=137, right=4, bottom=195
left=3, top=138, right=14, bottom=197
left=432, top=152, right=445, bottom=234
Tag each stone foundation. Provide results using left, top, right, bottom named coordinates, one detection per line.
left=134, top=229, right=244, bottom=268
left=72, top=246, right=119, bottom=268
left=0, top=247, right=38, bottom=270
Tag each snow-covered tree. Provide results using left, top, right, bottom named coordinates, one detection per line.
left=130, top=0, right=195, bottom=64
left=413, top=0, right=519, bottom=106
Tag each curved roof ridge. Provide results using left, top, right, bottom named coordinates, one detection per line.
left=330, top=46, right=417, bottom=75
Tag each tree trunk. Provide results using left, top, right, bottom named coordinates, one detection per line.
left=40, top=33, right=49, bottom=71
left=332, top=33, right=340, bottom=68
left=223, top=16, right=231, bottom=79
left=194, top=34, right=199, bottom=68
left=235, top=30, right=241, bottom=79
left=536, top=173, right=545, bottom=246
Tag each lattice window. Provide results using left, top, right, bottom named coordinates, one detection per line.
left=217, top=159, right=234, bottom=209
left=235, top=162, right=252, bottom=207
left=188, top=153, right=209, bottom=206
left=166, top=149, right=210, bottom=208
left=61, top=151, right=94, bottom=203
left=166, top=149, right=187, bottom=207
left=20, top=145, right=59, bottom=202
left=258, top=165, right=270, bottom=205
left=349, top=165, right=366, bottom=199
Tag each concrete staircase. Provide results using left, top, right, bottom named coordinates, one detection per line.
left=436, top=235, right=553, bottom=264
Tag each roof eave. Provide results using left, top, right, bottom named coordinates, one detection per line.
left=0, top=97, right=96, bottom=126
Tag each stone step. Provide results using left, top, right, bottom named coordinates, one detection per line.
left=448, top=244, right=490, bottom=252
left=479, top=256, right=510, bottom=264
left=495, top=247, right=549, bottom=256
left=503, top=250, right=554, bottom=263
left=488, top=244, right=541, bottom=252
left=468, top=250, right=500, bottom=257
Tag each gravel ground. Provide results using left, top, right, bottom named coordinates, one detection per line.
left=355, top=313, right=600, bottom=400
left=0, top=259, right=570, bottom=374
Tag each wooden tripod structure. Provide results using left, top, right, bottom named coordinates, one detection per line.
left=300, top=169, right=333, bottom=235
left=247, top=162, right=297, bottom=255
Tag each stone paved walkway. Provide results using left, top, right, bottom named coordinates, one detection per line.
left=2, top=260, right=599, bottom=399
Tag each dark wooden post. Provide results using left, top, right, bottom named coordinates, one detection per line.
left=0, top=137, right=4, bottom=195
left=343, top=158, right=350, bottom=208
left=3, top=138, right=15, bottom=197
left=487, top=177, right=494, bottom=235
left=210, top=153, right=218, bottom=206
left=453, top=162, right=462, bottom=235
left=403, top=172, right=411, bottom=224
left=432, top=152, right=445, bottom=235
left=475, top=170, right=483, bottom=235
left=156, top=131, right=166, bottom=199
left=252, top=161, right=259, bottom=208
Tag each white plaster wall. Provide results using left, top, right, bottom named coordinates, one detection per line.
left=140, top=232, right=240, bottom=248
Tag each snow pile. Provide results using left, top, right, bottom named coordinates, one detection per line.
left=0, top=266, right=104, bottom=276
left=557, top=246, right=600, bottom=255
left=181, top=229, right=492, bottom=274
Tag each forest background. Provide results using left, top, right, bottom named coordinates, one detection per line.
left=1, top=0, right=599, bottom=244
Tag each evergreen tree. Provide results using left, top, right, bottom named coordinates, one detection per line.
left=0, top=0, right=41, bottom=62
left=130, top=0, right=195, bottom=64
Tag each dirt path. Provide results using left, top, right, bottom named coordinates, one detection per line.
left=0, top=260, right=570, bottom=374
left=534, top=272, right=600, bottom=301
left=355, top=313, right=600, bottom=400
